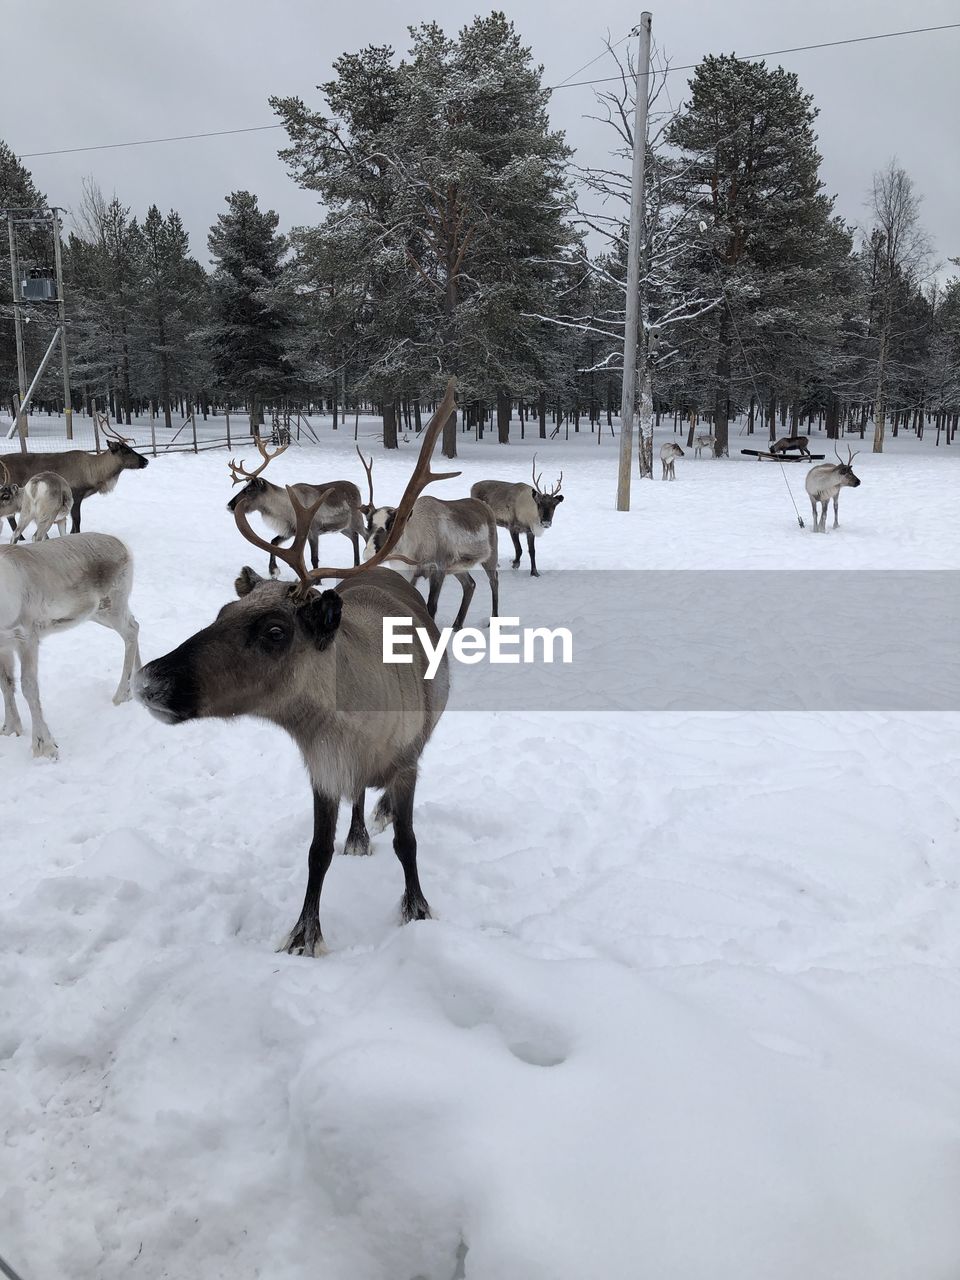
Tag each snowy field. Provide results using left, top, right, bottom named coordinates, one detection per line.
left=2, top=421, right=960, bottom=1280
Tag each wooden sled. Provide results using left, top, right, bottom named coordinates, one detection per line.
left=740, top=449, right=825, bottom=462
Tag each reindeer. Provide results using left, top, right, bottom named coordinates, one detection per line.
left=770, top=435, right=811, bottom=458
left=136, top=383, right=461, bottom=957
left=226, top=436, right=367, bottom=577
left=1, top=426, right=148, bottom=534
left=1, top=534, right=141, bottom=759
left=660, top=441, right=684, bottom=480
left=0, top=460, right=23, bottom=528
left=365, top=497, right=499, bottom=630
left=693, top=433, right=717, bottom=459
left=804, top=445, right=861, bottom=532
left=11, top=473, right=73, bottom=542
left=470, top=455, right=563, bottom=577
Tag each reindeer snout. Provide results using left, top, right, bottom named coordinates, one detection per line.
left=135, top=659, right=194, bottom=724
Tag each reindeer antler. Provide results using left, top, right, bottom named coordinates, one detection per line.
left=228, top=433, right=289, bottom=487
left=233, top=379, right=461, bottom=592
left=531, top=452, right=562, bottom=496
left=0, top=458, right=9, bottom=485
left=356, top=445, right=374, bottom=508
left=103, top=423, right=135, bottom=445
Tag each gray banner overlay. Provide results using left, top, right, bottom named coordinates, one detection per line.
left=399, top=571, right=960, bottom=711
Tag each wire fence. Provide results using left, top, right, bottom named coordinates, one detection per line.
left=0, top=408, right=353, bottom=458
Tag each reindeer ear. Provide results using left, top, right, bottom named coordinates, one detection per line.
left=235, top=566, right=264, bottom=597
left=298, top=589, right=342, bottom=651
left=531, top=487, right=539, bottom=499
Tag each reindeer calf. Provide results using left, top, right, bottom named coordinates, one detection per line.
left=1, top=533, right=140, bottom=759
left=660, top=442, right=684, bottom=480
left=12, top=473, right=73, bottom=542
left=693, top=434, right=717, bottom=459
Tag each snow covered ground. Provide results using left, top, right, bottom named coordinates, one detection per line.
left=2, top=419, right=960, bottom=1280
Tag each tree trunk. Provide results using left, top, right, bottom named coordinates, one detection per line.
left=713, top=309, right=732, bottom=456
left=538, top=391, right=547, bottom=440
left=442, top=404, right=457, bottom=456
left=496, top=389, right=511, bottom=444
left=383, top=398, right=398, bottom=450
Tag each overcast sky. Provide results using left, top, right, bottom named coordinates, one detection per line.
left=9, top=0, right=959, bottom=275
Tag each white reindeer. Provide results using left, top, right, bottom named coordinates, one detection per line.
left=660, top=441, right=684, bottom=480
left=11, top=472, right=73, bottom=542
left=1, top=533, right=140, bottom=759
left=693, top=433, right=717, bottom=459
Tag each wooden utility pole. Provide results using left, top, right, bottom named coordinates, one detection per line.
left=7, top=212, right=29, bottom=450
left=51, top=208, right=73, bottom=440
left=616, top=12, right=652, bottom=511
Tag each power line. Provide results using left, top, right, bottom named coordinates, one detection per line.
left=20, top=123, right=285, bottom=159
left=548, top=21, right=960, bottom=89
left=15, top=20, right=960, bottom=159
left=551, top=27, right=637, bottom=90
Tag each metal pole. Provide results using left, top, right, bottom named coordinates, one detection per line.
left=51, top=207, right=73, bottom=440
left=19, top=325, right=62, bottom=417
left=616, top=11, right=652, bottom=512
left=7, top=213, right=29, bottom=450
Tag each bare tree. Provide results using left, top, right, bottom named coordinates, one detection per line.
left=530, top=41, right=717, bottom=476
left=867, top=161, right=932, bottom=453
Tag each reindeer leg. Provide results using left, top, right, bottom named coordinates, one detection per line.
left=388, top=768, right=431, bottom=924
left=342, top=528, right=360, bottom=567
left=426, top=572, right=444, bottom=619
left=371, top=791, right=395, bottom=835
left=268, top=535, right=285, bottom=578
left=452, top=572, right=476, bottom=630
left=17, top=631, right=57, bottom=759
left=70, top=497, right=82, bottom=533
left=526, top=532, right=539, bottom=577
left=280, top=790, right=337, bottom=957
left=309, top=532, right=320, bottom=571
left=509, top=529, right=523, bottom=568
left=832, top=495, right=840, bottom=529
left=344, top=790, right=371, bottom=856
left=809, top=496, right=819, bottom=530
left=5, top=517, right=15, bottom=537
left=0, top=647, right=22, bottom=737
left=92, top=600, right=141, bottom=703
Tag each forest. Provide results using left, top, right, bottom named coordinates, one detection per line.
left=2, top=14, right=958, bottom=460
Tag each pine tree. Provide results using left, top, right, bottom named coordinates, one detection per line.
left=206, top=191, right=294, bottom=431
left=138, top=207, right=207, bottom=427
left=1, top=141, right=49, bottom=411
left=272, top=15, right=574, bottom=455
left=667, top=55, right=848, bottom=454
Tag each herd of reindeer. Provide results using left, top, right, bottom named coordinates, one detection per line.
left=0, top=382, right=862, bottom=955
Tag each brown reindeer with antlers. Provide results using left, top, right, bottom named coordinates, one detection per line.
left=225, top=435, right=369, bottom=577
left=470, top=454, right=564, bottom=577
left=804, top=445, right=861, bottom=532
left=0, top=425, right=149, bottom=534
left=136, top=381, right=461, bottom=957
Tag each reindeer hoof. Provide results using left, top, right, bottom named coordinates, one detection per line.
left=401, top=893, right=432, bottom=924
left=277, top=925, right=328, bottom=957
left=2, top=720, right=22, bottom=737
left=32, top=735, right=58, bottom=760
left=370, top=802, right=393, bottom=835
left=530, top=568, right=540, bottom=578
left=343, top=831, right=371, bottom=856
left=511, top=559, right=521, bottom=569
